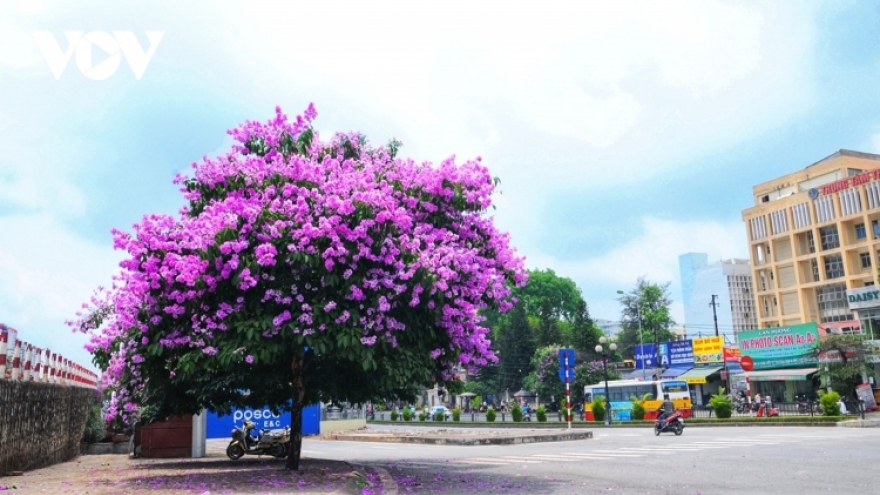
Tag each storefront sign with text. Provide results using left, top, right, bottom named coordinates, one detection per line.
left=737, top=323, right=819, bottom=370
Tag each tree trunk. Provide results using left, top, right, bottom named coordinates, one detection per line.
left=285, top=355, right=306, bottom=471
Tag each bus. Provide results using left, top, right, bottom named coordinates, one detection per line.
left=583, top=379, right=692, bottom=421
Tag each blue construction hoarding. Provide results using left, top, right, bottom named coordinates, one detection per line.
left=205, top=404, right=321, bottom=439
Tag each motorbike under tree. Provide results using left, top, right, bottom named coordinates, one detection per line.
left=226, top=419, right=291, bottom=460
left=654, top=410, right=685, bottom=436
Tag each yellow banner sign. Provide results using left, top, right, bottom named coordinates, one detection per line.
left=692, top=336, right=724, bottom=364
left=684, top=377, right=707, bottom=384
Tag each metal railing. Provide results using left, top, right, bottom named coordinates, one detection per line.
left=322, top=407, right=365, bottom=421
left=691, top=399, right=866, bottom=418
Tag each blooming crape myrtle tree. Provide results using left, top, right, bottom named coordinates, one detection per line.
left=70, top=105, right=526, bottom=470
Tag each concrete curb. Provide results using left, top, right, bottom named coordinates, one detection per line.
left=324, top=430, right=593, bottom=445
left=838, top=419, right=880, bottom=428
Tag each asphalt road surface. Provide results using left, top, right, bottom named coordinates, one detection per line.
left=297, top=424, right=880, bottom=494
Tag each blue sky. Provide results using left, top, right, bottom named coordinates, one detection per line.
left=2, top=0, right=880, bottom=369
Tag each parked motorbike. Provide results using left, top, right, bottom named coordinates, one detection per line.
left=654, top=410, right=684, bottom=436
left=755, top=403, right=779, bottom=417
left=735, top=397, right=750, bottom=414
left=795, top=395, right=810, bottom=414
left=226, top=419, right=291, bottom=460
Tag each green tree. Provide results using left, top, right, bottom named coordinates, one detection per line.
left=494, top=304, right=536, bottom=393
left=813, top=334, right=873, bottom=399
left=615, top=278, right=677, bottom=361
left=516, top=269, right=582, bottom=347
left=570, top=299, right=602, bottom=354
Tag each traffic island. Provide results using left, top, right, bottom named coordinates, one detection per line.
left=321, top=428, right=593, bottom=445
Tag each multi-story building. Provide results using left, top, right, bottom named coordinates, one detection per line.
left=595, top=319, right=621, bottom=338
left=741, top=149, right=880, bottom=333
left=678, top=253, right=757, bottom=341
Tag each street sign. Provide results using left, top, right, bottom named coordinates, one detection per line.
left=740, top=356, right=754, bottom=372
left=558, top=348, right=575, bottom=381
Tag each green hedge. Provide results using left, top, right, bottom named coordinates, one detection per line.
left=644, top=416, right=843, bottom=424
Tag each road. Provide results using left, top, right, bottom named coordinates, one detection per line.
left=295, top=424, right=880, bottom=494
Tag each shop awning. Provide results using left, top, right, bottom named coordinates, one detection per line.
left=677, top=366, right=723, bottom=385
left=659, top=367, right=691, bottom=379
left=731, top=368, right=818, bottom=382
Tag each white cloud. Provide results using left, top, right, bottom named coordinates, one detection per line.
left=520, top=216, right=749, bottom=323
left=0, top=214, right=124, bottom=369
left=223, top=0, right=816, bottom=184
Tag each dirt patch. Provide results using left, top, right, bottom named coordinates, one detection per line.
left=0, top=452, right=374, bottom=494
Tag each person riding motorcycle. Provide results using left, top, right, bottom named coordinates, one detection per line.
left=656, top=394, right=676, bottom=425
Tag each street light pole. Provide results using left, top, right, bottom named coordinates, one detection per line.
left=595, top=336, right=618, bottom=426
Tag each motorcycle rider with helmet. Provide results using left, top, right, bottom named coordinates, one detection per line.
left=656, top=394, right=676, bottom=426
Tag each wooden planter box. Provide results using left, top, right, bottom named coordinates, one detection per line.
left=135, top=415, right=193, bottom=458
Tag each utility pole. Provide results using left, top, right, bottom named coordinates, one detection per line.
left=710, top=295, right=720, bottom=337
left=711, top=294, right=730, bottom=392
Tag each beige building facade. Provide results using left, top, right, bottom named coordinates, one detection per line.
left=742, top=149, right=880, bottom=332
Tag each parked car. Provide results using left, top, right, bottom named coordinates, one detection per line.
left=429, top=406, right=451, bottom=420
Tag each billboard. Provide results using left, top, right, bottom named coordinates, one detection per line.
left=634, top=343, right=656, bottom=370
left=667, top=340, right=694, bottom=367
left=693, top=336, right=724, bottom=364
left=737, top=322, right=819, bottom=370
left=635, top=341, right=694, bottom=369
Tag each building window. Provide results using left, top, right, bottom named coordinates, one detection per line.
left=856, top=223, right=867, bottom=239
left=811, top=258, right=819, bottom=282
left=873, top=220, right=880, bottom=238
left=816, top=283, right=852, bottom=323
left=820, top=225, right=840, bottom=250
left=862, top=252, right=872, bottom=269
left=824, top=254, right=844, bottom=279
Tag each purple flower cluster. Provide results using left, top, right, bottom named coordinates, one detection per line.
left=69, top=104, right=526, bottom=424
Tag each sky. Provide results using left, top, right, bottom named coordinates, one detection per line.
left=2, top=0, right=880, bottom=370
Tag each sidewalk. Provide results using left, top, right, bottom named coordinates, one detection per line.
left=0, top=446, right=373, bottom=494
left=839, top=408, right=880, bottom=428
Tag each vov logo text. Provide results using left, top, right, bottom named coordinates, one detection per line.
left=32, top=31, right=164, bottom=80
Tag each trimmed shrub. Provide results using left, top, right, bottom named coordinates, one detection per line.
left=536, top=405, right=547, bottom=422
left=390, top=410, right=399, bottom=421
left=630, top=393, right=650, bottom=420
left=709, top=390, right=733, bottom=419
left=82, top=404, right=107, bottom=444
left=418, top=412, right=427, bottom=422
left=433, top=412, right=445, bottom=422
left=452, top=408, right=461, bottom=422
left=402, top=408, right=413, bottom=421
left=820, top=391, right=841, bottom=416
left=511, top=405, right=523, bottom=422
left=591, top=396, right=606, bottom=422
left=486, top=407, right=497, bottom=422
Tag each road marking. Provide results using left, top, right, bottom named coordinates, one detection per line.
left=552, top=456, right=642, bottom=457
left=499, top=456, right=551, bottom=462
left=623, top=448, right=710, bottom=452
left=529, top=454, right=588, bottom=461
left=463, top=459, right=520, bottom=465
